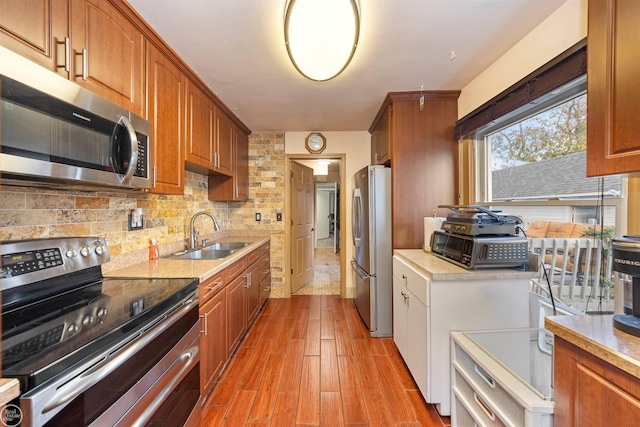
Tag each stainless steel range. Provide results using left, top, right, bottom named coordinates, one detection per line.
left=0, top=237, right=200, bottom=427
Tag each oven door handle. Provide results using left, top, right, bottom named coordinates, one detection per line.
left=117, top=345, right=199, bottom=427
left=39, top=295, right=198, bottom=415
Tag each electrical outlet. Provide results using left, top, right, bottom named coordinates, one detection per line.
left=128, top=213, right=143, bottom=231
left=255, top=213, right=261, bottom=221
left=276, top=213, right=282, bottom=221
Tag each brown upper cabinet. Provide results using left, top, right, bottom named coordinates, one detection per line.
left=369, top=91, right=460, bottom=249
left=371, top=104, right=392, bottom=165
left=587, top=0, right=640, bottom=176
left=146, top=42, right=185, bottom=195
left=0, top=0, right=251, bottom=194
left=208, top=125, right=249, bottom=201
left=0, top=0, right=70, bottom=78
left=0, top=0, right=144, bottom=116
left=214, top=108, right=235, bottom=177
left=186, top=82, right=215, bottom=174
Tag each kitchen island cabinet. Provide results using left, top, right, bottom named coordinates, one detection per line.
left=393, top=249, right=532, bottom=416
left=369, top=91, right=460, bottom=249
left=587, top=0, right=640, bottom=176
left=546, top=314, right=640, bottom=426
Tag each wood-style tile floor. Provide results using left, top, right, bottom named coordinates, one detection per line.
left=200, top=295, right=451, bottom=426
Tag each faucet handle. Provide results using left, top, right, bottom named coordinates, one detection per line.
left=201, top=238, right=208, bottom=247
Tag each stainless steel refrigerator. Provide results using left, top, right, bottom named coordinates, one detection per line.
left=351, top=165, right=392, bottom=337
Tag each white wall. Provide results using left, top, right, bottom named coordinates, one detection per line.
left=458, top=0, right=588, bottom=119
left=285, top=131, right=371, bottom=295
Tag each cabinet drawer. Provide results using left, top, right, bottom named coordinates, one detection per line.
left=199, top=270, right=226, bottom=303
left=451, top=334, right=554, bottom=427
left=226, top=256, right=247, bottom=280
left=452, top=369, right=507, bottom=426
left=392, top=256, right=429, bottom=306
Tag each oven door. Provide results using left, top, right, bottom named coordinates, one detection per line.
left=20, top=297, right=200, bottom=427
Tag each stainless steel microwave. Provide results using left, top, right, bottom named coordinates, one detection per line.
left=0, top=46, right=152, bottom=191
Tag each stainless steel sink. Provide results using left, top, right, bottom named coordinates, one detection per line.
left=170, top=248, right=236, bottom=260
left=204, top=242, right=250, bottom=251
left=169, top=241, right=250, bottom=260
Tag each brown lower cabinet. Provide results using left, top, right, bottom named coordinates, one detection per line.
left=554, top=336, right=640, bottom=426
left=199, top=241, right=271, bottom=403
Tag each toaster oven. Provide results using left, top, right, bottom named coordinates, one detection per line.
left=430, top=230, right=529, bottom=269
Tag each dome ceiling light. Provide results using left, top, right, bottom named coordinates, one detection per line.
left=284, top=0, right=360, bottom=82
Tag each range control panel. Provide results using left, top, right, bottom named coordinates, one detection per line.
left=0, top=237, right=110, bottom=288
left=2, top=248, right=64, bottom=277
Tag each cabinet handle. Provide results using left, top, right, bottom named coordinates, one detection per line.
left=402, top=274, right=407, bottom=280
left=56, top=37, right=70, bottom=72
left=205, top=281, right=223, bottom=291
left=200, top=313, right=208, bottom=335
left=400, top=291, right=409, bottom=301
left=74, top=48, right=87, bottom=80
left=473, top=392, right=495, bottom=421
left=474, top=364, right=495, bottom=388
left=245, top=272, right=252, bottom=288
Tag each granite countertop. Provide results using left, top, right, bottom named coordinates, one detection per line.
left=545, top=314, right=640, bottom=379
left=103, top=236, right=270, bottom=283
left=394, top=249, right=535, bottom=281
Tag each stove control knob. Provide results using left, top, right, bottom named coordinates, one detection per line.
left=82, top=315, right=94, bottom=326
left=80, top=246, right=92, bottom=257
left=95, top=244, right=106, bottom=256
left=66, top=249, right=77, bottom=258
left=67, top=323, right=79, bottom=333
left=96, top=307, right=108, bottom=319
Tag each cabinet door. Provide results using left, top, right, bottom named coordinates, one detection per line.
left=226, top=273, right=247, bottom=353
left=200, top=289, right=226, bottom=398
left=555, top=337, right=640, bottom=426
left=374, top=105, right=391, bottom=165
left=214, top=108, right=234, bottom=176
left=234, top=128, right=249, bottom=200
left=186, top=82, right=213, bottom=171
left=0, top=0, right=70, bottom=77
left=406, top=291, right=429, bottom=399
left=246, top=263, right=261, bottom=323
left=146, top=43, right=185, bottom=194
left=392, top=276, right=409, bottom=360
left=587, top=0, right=640, bottom=176
left=70, top=0, right=144, bottom=115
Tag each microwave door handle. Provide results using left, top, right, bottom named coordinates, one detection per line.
left=116, top=116, right=138, bottom=186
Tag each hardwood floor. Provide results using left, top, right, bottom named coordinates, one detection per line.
left=200, top=295, right=451, bottom=426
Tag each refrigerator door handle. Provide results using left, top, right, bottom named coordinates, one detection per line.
left=351, top=260, right=369, bottom=279
left=352, top=188, right=362, bottom=247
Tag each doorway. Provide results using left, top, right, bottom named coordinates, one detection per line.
left=285, top=155, right=346, bottom=297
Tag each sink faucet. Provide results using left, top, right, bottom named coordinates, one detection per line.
left=189, top=211, right=221, bottom=249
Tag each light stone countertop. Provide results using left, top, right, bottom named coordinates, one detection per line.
left=103, top=236, right=270, bottom=283
left=545, top=314, right=640, bottom=379
left=394, top=249, right=535, bottom=281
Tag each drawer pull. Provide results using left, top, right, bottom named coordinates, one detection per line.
left=205, top=281, right=223, bottom=291
left=473, top=392, right=495, bottom=421
left=474, top=364, right=495, bottom=388
left=402, top=274, right=408, bottom=280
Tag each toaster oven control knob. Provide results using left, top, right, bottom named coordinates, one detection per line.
left=82, top=314, right=94, bottom=326
left=80, top=246, right=92, bottom=257
left=66, top=249, right=77, bottom=258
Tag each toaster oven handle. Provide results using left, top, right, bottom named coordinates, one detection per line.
left=116, top=115, right=139, bottom=186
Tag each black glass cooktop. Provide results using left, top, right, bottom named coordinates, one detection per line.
left=1, top=276, right=198, bottom=391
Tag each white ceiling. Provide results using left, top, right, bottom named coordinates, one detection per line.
left=127, top=0, right=569, bottom=132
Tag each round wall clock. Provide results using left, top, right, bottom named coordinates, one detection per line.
left=305, top=132, right=326, bottom=154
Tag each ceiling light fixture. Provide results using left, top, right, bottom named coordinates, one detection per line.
left=284, top=0, right=360, bottom=82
